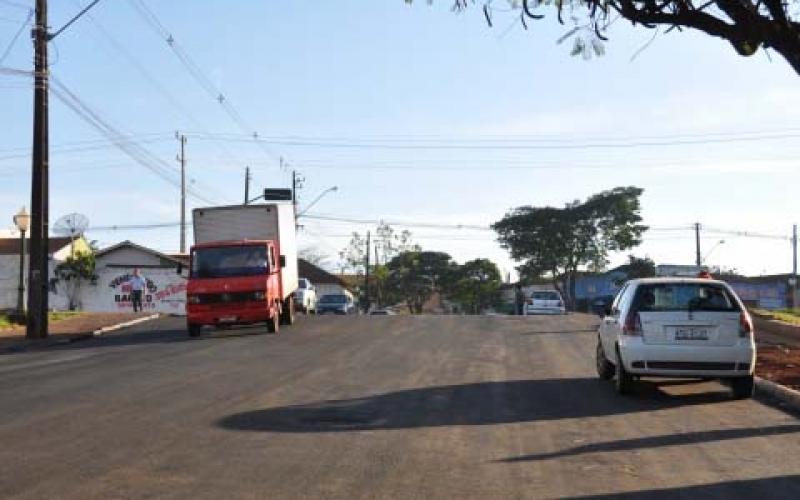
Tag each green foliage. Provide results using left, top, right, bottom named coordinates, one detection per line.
left=450, top=258, right=503, bottom=314
left=612, top=255, right=656, bottom=283
left=53, top=251, right=97, bottom=311
left=386, top=250, right=456, bottom=313
left=493, top=186, right=647, bottom=304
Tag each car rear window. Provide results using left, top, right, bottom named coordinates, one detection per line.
left=633, top=283, right=740, bottom=313
left=532, top=291, right=560, bottom=300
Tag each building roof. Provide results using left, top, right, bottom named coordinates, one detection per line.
left=298, top=258, right=349, bottom=288
left=95, top=240, right=186, bottom=267
left=0, top=236, right=76, bottom=256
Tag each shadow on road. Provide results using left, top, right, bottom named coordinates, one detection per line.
left=217, top=377, right=734, bottom=433
left=497, top=424, right=800, bottom=463
left=519, top=328, right=598, bottom=335
left=557, top=475, right=800, bottom=500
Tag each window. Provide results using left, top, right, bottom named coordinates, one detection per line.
left=633, top=283, right=740, bottom=312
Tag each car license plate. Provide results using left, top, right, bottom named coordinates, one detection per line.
left=218, top=316, right=237, bottom=323
left=674, top=328, right=709, bottom=341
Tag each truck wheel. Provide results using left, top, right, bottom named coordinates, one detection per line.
left=188, top=324, right=202, bottom=338
left=280, top=296, right=295, bottom=326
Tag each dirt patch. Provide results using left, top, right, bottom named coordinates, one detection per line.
left=757, top=343, right=800, bottom=391
left=0, top=312, right=155, bottom=338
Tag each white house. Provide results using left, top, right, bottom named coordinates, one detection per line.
left=58, top=240, right=188, bottom=315
left=0, top=231, right=86, bottom=312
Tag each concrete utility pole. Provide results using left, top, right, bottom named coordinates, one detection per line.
left=27, top=0, right=50, bottom=339
left=176, top=133, right=187, bottom=253
left=364, top=231, right=371, bottom=313
left=26, top=0, right=103, bottom=339
left=244, top=167, right=250, bottom=204
left=695, top=222, right=702, bottom=266
left=793, top=224, right=798, bottom=310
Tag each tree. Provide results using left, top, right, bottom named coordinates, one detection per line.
left=407, top=1, right=800, bottom=75
left=611, top=254, right=657, bottom=284
left=386, top=250, right=456, bottom=313
left=52, top=251, right=97, bottom=311
left=492, top=186, right=647, bottom=308
left=299, top=246, right=330, bottom=268
left=451, top=258, right=503, bottom=314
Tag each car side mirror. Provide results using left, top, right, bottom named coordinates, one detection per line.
left=603, top=307, right=612, bottom=317
left=177, top=263, right=183, bottom=275
left=279, top=255, right=286, bottom=268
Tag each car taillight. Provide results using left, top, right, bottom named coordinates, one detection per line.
left=739, top=312, right=753, bottom=338
left=622, top=311, right=642, bottom=336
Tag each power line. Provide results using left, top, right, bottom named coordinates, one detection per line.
left=184, top=130, right=800, bottom=151
left=50, top=75, right=222, bottom=205
left=128, top=0, right=285, bottom=165
left=0, top=7, right=32, bottom=65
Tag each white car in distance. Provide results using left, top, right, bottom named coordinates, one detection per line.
left=524, top=290, right=566, bottom=315
left=596, top=277, right=756, bottom=398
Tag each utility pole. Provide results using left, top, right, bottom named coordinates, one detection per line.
left=364, top=231, right=371, bottom=313
left=374, top=243, right=380, bottom=308
left=27, top=0, right=50, bottom=339
left=176, top=133, right=187, bottom=253
left=244, top=166, right=250, bottom=204
left=292, top=170, right=304, bottom=229
left=793, top=224, right=798, bottom=310
left=694, top=222, right=702, bottom=266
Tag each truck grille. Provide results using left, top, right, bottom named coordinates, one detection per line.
left=195, top=291, right=262, bottom=305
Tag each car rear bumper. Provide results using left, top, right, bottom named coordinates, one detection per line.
left=619, top=338, right=756, bottom=378
left=525, top=307, right=566, bottom=315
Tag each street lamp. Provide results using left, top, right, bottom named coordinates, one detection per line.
left=702, top=239, right=725, bottom=264
left=12, top=207, right=30, bottom=322
left=297, top=186, right=338, bottom=217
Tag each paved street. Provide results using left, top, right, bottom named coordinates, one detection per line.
left=1, top=313, right=800, bottom=499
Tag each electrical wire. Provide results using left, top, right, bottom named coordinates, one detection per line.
left=128, top=0, right=285, bottom=166
left=50, top=75, right=223, bottom=205
left=0, top=6, right=31, bottom=65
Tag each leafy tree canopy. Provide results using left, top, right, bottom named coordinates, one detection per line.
left=492, top=186, right=647, bottom=300
left=451, top=258, right=504, bottom=313
left=407, top=1, right=800, bottom=74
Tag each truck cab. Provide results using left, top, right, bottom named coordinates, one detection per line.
left=186, top=239, right=290, bottom=336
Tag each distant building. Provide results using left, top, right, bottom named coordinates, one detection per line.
left=0, top=234, right=90, bottom=312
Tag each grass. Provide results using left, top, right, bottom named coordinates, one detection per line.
left=752, top=308, right=800, bottom=325
left=0, top=311, right=86, bottom=329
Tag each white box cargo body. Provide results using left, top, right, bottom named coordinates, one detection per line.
left=192, top=203, right=298, bottom=299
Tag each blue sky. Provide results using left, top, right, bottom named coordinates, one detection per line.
left=1, top=0, right=799, bottom=278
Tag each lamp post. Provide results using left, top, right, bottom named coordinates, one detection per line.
left=702, top=239, right=725, bottom=265
left=297, top=186, right=338, bottom=217
left=13, top=207, right=30, bottom=322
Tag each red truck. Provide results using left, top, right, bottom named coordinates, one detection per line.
left=185, top=203, right=298, bottom=337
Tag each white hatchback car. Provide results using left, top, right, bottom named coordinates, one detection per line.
left=524, top=290, right=566, bottom=315
left=596, top=277, right=756, bottom=398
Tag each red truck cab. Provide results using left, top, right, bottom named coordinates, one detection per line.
left=186, top=239, right=291, bottom=336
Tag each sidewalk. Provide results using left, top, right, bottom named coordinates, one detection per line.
left=0, top=313, right=160, bottom=352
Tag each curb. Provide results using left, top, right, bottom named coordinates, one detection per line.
left=92, top=314, right=161, bottom=336
left=756, top=376, right=800, bottom=412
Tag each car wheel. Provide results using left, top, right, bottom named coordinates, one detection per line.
left=188, top=324, right=202, bottom=338
left=596, top=337, right=615, bottom=380
left=615, top=347, right=634, bottom=395
left=731, top=375, right=755, bottom=399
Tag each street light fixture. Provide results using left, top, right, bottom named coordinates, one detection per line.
left=297, top=186, right=338, bottom=217
left=12, top=207, right=30, bottom=322
left=702, top=239, right=725, bottom=264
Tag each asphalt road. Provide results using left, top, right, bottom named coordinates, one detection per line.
left=1, top=313, right=799, bottom=499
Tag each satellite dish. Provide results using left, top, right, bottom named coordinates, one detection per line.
left=53, top=213, right=90, bottom=255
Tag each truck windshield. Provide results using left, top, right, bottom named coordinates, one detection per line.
left=191, top=246, right=268, bottom=279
